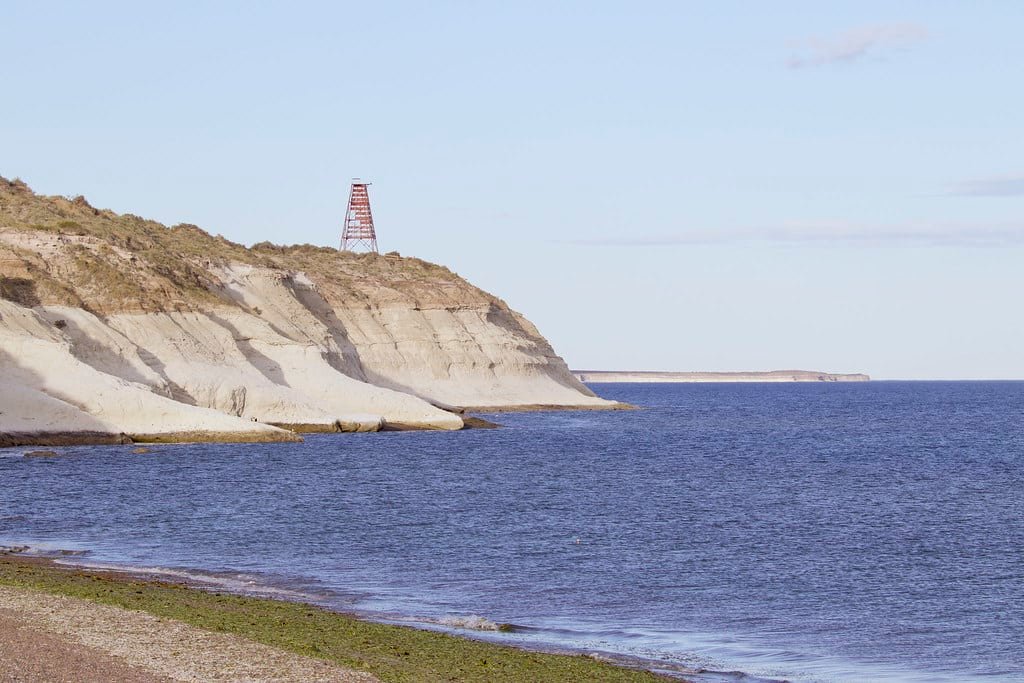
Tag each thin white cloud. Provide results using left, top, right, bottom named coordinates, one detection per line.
left=947, top=176, right=1024, bottom=197
left=566, top=220, right=1024, bottom=248
left=788, top=23, right=928, bottom=69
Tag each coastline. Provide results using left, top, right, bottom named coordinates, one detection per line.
left=457, top=401, right=636, bottom=413
left=0, top=405, right=626, bottom=448
left=0, top=552, right=681, bottom=682
left=574, top=370, right=870, bottom=383
left=3, top=386, right=1008, bottom=683
left=0, top=429, right=303, bottom=449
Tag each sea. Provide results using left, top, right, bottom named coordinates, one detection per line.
left=2, top=382, right=1022, bottom=682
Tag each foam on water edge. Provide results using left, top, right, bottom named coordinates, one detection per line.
left=2, top=540, right=966, bottom=679
left=54, top=559, right=320, bottom=602
left=2, top=520, right=991, bottom=679
left=0, top=541, right=993, bottom=683
left=340, top=587, right=982, bottom=683
left=1, top=540, right=780, bottom=682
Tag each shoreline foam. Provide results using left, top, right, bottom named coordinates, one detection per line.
left=0, top=545, right=780, bottom=682
left=0, top=551, right=677, bottom=682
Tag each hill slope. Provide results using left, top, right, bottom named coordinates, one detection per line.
left=0, top=177, right=613, bottom=445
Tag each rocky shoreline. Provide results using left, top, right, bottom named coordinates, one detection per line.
left=0, top=553, right=674, bottom=682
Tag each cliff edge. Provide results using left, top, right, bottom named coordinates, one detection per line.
left=0, top=177, right=615, bottom=445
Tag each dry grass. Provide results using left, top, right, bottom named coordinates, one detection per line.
left=0, top=176, right=497, bottom=314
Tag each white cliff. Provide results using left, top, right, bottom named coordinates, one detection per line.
left=0, top=177, right=616, bottom=445
left=0, top=301, right=295, bottom=445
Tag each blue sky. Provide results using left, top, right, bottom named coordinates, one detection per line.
left=3, top=2, right=1023, bottom=378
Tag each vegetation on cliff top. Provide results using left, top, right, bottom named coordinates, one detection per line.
left=0, top=176, right=493, bottom=315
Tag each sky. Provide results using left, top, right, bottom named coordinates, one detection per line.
left=2, top=1, right=1023, bottom=379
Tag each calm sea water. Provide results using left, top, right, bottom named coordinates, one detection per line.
left=2, top=382, right=1023, bottom=682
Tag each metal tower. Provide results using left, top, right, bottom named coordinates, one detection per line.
left=340, top=180, right=379, bottom=253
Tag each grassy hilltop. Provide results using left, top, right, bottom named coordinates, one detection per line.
left=0, top=176, right=495, bottom=316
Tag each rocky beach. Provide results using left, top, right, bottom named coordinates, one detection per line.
left=0, top=554, right=668, bottom=682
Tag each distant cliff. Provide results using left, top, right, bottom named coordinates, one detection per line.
left=574, top=370, right=870, bottom=383
left=0, top=177, right=616, bottom=446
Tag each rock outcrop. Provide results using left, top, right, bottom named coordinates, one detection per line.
left=0, top=177, right=614, bottom=445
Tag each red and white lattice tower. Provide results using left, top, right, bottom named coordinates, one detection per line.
left=339, top=179, right=379, bottom=253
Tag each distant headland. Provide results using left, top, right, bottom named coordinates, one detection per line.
left=574, top=370, right=870, bottom=383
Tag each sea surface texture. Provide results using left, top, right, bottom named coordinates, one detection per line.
left=2, top=382, right=1022, bottom=682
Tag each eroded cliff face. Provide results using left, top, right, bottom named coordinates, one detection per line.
left=0, top=177, right=612, bottom=444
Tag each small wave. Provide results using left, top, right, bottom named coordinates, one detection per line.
left=414, top=614, right=520, bottom=632
left=394, top=615, right=770, bottom=681
left=0, top=451, right=33, bottom=459
left=0, top=541, right=91, bottom=557
left=52, top=559, right=319, bottom=602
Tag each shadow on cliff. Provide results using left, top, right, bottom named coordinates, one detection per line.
left=0, top=278, right=41, bottom=307
left=205, top=312, right=291, bottom=388
left=285, top=274, right=465, bottom=408
left=280, top=277, right=370, bottom=382
left=483, top=303, right=600, bottom=398
left=133, top=345, right=198, bottom=405
left=0, top=347, right=125, bottom=447
left=204, top=310, right=456, bottom=415
left=31, top=310, right=196, bottom=406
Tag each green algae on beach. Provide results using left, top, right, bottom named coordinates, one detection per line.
left=0, top=557, right=671, bottom=683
